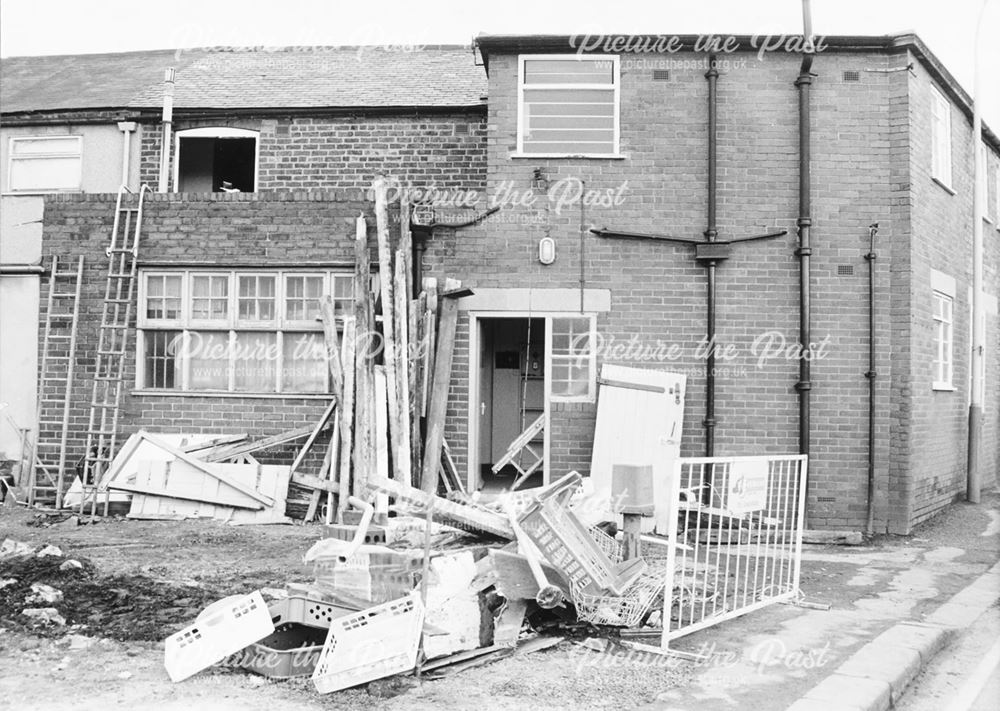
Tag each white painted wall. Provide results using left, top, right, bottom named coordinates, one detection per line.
left=0, top=196, right=43, bottom=461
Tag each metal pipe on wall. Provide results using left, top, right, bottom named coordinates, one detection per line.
left=117, top=121, right=136, bottom=189
left=704, top=57, right=719, bottom=457
left=157, top=68, right=176, bottom=193
left=795, top=0, right=814, bottom=461
left=865, top=223, right=878, bottom=536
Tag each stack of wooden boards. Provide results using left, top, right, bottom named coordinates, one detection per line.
left=292, top=177, right=472, bottom=522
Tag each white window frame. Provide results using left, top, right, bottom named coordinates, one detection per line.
left=546, top=314, right=598, bottom=403
left=515, top=54, right=621, bottom=158
left=137, top=268, right=350, bottom=394
left=172, top=126, right=260, bottom=192
left=932, top=289, right=954, bottom=391
left=6, top=135, right=83, bottom=194
left=930, top=86, right=953, bottom=190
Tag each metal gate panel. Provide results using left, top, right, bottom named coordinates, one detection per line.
left=661, top=454, right=807, bottom=648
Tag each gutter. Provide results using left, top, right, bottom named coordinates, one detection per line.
left=795, top=0, right=814, bottom=469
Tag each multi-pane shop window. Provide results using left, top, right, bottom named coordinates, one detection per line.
left=549, top=315, right=596, bottom=401
left=138, top=269, right=352, bottom=393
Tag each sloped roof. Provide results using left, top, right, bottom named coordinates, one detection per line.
left=0, top=45, right=486, bottom=115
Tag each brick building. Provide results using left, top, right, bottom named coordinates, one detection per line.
left=1, top=35, right=998, bottom=533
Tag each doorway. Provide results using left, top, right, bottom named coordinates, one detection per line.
left=476, top=317, right=546, bottom=491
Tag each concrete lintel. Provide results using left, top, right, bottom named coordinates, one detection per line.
left=458, top=287, right=612, bottom=313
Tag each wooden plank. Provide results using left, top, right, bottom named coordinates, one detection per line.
left=181, top=433, right=249, bottom=454
left=421, top=280, right=461, bottom=494
left=353, top=215, right=373, bottom=498
left=373, top=178, right=404, bottom=483
left=204, top=425, right=315, bottom=462
left=292, top=471, right=339, bottom=493
left=596, top=377, right=666, bottom=394
left=305, top=411, right=338, bottom=522
left=421, top=278, right=438, bottom=417
left=289, top=398, right=337, bottom=475
left=368, top=475, right=514, bottom=539
left=393, top=254, right=413, bottom=487
left=109, top=480, right=263, bottom=510
left=410, top=292, right=426, bottom=477
left=336, top=317, right=356, bottom=523
left=140, top=432, right=274, bottom=507
left=374, top=366, right=390, bottom=481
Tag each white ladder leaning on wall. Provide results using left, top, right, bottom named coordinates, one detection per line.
left=80, top=184, right=150, bottom=516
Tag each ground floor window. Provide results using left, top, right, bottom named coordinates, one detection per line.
left=137, top=269, right=352, bottom=394
left=932, top=290, right=954, bottom=389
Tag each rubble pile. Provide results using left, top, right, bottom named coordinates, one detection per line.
left=0, top=538, right=220, bottom=640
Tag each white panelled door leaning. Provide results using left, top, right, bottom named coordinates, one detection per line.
left=588, top=364, right=686, bottom=533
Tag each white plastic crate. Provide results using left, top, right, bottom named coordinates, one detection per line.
left=164, top=591, right=274, bottom=682
left=312, top=591, right=425, bottom=694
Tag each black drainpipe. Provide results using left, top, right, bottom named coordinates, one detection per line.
left=704, top=56, right=719, bottom=457
left=795, top=0, right=814, bottom=463
left=865, top=223, right=878, bottom=536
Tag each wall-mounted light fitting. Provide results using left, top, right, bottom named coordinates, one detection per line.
left=539, top=236, right=556, bottom=265
left=531, top=167, right=549, bottom=192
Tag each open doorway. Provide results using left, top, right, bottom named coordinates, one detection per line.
left=174, top=128, right=258, bottom=193
left=477, top=317, right=546, bottom=492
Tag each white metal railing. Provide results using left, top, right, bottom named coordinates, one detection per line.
left=660, top=454, right=808, bottom=649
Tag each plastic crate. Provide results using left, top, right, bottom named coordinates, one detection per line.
left=232, top=623, right=327, bottom=679
left=269, top=593, right=354, bottom=629
left=572, top=564, right=665, bottom=627
left=164, top=591, right=274, bottom=683
left=312, top=591, right=425, bottom=694
left=519, top=498, right=645, bottom=596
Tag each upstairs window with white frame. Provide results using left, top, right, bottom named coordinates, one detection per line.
left=930, top=87, right=952, bottom=188
left=518, top=55, right=619, bottom=157
left=7, top=136, right=82, bottom=193
left=549, top=315, right=597, bottom=401
left=932, top=290, right=954, bottom=390
left=138, top=269, right=353, bottom=394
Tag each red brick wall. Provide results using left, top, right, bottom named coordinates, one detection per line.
left=425, top=47, right=909, bottom=531
left=137, top=112, right=486, bottom=191
left=900, top=55, right=1000, bottom=531
left=38, top=191, right=384, bottom=479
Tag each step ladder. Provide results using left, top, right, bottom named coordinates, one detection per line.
left=80, top=184, right=150, bottom=515
left=31, top=255, right=85, bottom=508
left=491, top=413, right=545, bottom=491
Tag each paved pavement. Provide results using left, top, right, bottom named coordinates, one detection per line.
left=644, top=489, right=1000, bottom=711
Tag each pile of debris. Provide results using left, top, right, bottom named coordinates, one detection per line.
left=165, top=469, right=669, bottom=693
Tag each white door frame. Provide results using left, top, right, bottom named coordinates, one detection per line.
left=467, top=311, right=555, bottom=491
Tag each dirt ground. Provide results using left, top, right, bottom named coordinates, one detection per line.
left=0, top=506, right=690, bottom=710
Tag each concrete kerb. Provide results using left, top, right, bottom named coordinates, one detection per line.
left=786, top=560, right=1000, bottom=711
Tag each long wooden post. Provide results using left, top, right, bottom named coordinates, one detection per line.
left=373, top=179, right=405, bottom=484
left=420, top=280, right=461, bottom=495
left=353, top=215, right=373, bottom=497
left=336, top=317, right=356, bottom=523
left=393, top=255, right=413, bottom=487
